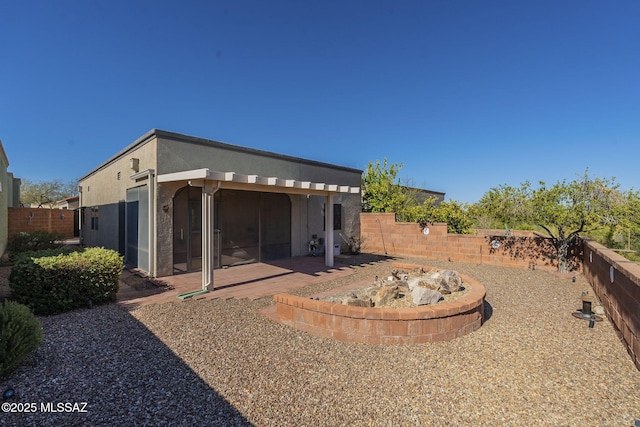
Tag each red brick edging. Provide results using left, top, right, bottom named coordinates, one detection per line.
left=274, top=262, right=486, bottom=344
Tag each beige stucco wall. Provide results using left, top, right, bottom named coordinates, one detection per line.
left=79, top=130, right=361, bottom=277
left=156, top=136, right=361, bottom=187
left=155, top=133, right=361, bottom=259
left=7, top=173, right=20, bottom=208
left=80, top=137, right=158, bottom=207
left=78, top=136, right=158, bottom=251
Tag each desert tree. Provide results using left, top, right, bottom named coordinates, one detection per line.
left=474, top=170, right=635, bottom=272
left=20, top=178, right=78, bottom=208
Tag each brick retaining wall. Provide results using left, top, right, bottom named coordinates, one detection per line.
left=274, top=262, right=486, bottom=344
left=583, top=240, right=640, bottom=370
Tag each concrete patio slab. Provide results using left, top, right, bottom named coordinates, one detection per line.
left=117, top=256, right=359, bottom=308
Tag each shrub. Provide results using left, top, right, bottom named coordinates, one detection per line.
left=0, top=300, right=43, bottom=378
left=7, top=231, right=65, bottom=257
left=9, top=247, right=123, bottom=315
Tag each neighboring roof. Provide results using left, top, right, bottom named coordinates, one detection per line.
left=404, top=185, right=446, bottom=197
left=79, top=129, right=363, bottom=181
left=57, top=196, right=80, bottom=203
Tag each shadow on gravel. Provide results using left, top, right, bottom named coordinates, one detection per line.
left=483, top=300, right=494, bottom=322
left=0, top=304, right=253, bottom=427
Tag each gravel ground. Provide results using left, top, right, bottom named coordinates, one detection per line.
left=1, top=255, right=640, bottom=426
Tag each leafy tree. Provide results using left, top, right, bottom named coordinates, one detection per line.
left=361, top=159, right=411, bottom=214
left=20, top=179, right=78, bottom=207
left=430, top=200, right=474, bottom=234
left=361, top=159, right=474, bottom=233
left=474, top=170, right=635, bottom=272
left=588, top=188, right=640, bottom=261
left=404, top=199, right=474, bottom=234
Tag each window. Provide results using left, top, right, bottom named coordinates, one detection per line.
left=91, top=207, right=99, bottom=230
left=333, top=204, right=342, bottom=230
left=323, top=203, right=342, bottom=230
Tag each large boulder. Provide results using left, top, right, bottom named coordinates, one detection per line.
left=411, top=286, right=443, bottom=306
left=438, top=270, right=463, bottom=294
left=407, top=276, right=442, bottom=292
left=391, top=270, right=409, bottom=281
left=372, top=284, right=400, bottom=307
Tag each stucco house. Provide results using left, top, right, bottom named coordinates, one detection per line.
left=78, top=129, right=361, bottom=290
left=55, top=195, right=80, bottom=210
left=0, top=140, right=21, bottom=256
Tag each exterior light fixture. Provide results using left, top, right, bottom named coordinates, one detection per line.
left=130, top=158, right=140, bottom=173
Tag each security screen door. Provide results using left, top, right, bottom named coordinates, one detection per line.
left=173, top=187, right=291, bottom=272
left=215, top=190, right=291, bottom=267
left=173, top=186, right=202, bottom=273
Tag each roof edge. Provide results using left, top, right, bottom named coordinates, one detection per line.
left=80, top=129, right=363, bottom=182
left=152, top=129, right=363, bottom=175
left=78, top=129, right=158, bottom=181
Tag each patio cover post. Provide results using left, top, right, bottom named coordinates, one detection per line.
left=202, top=181, right=219, bottom=291
left=325, top=193, right=334, bottom=267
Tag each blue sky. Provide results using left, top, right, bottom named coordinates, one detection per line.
left=1, top=0, right=638, bottom=203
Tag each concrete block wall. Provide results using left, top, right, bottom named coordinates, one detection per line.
left=360, top=213, right=559, bottom=271
left=583, top=240, right=640, bottom=370
left=8, top=207, right=75, bottom=239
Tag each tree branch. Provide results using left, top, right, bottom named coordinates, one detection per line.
left=537, top=223, right=557, bottom=244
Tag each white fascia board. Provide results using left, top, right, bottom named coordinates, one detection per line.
left=256, top=176, right=278, bottom=185
left=209, top=171, right=235, bottom=181
left=157, top=168, right=210, bottom=183
left=276, top=178, right=295, bottom=187
left=158, top=169, right=358, bottom=195
left=232, top=173, right=258, bottom=184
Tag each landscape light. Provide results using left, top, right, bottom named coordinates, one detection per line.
left=2, top=387, right=15, bottom=400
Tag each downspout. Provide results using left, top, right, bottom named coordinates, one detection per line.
left=78, top=185, right=83, bottom=245
left=148, top=169, right=156, bottom=277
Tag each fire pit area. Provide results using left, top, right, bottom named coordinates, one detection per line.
left=274, top=262, right=486, bottom=344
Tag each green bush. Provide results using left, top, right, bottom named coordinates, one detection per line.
left=7, top=231, right=65, bottom=257
left=0, top=300, right=43, bottom=378
left=9, top=247, right=123, bottom=315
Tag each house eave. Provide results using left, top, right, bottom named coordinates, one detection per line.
left=157, top=168, right=360, bottom=196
